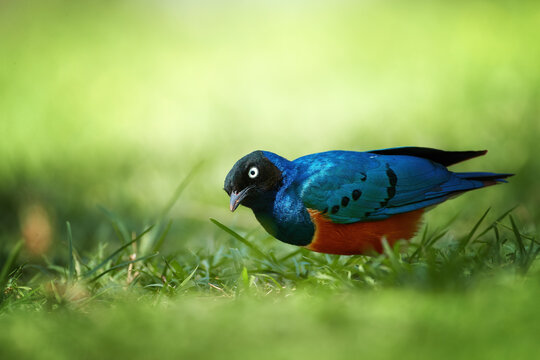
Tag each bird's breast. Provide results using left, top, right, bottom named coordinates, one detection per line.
left=253, top=206, right=314, bottom=246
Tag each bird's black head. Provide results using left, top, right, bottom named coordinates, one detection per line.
left=224, top=151, right=283, bottom=211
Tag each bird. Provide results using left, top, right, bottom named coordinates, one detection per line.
left=223, top=147, right=512, bottom=255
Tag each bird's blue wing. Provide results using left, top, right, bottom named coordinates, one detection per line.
left=293, top=151, right=485, bottom=224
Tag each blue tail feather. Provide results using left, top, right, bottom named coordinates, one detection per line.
left=375, top=171, right=513, bottom=217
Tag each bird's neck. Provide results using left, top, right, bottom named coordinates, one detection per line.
left=261, top=151, right=292, bottom=173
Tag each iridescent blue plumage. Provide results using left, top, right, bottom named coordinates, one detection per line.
left=264, top=149, right=509, bottom=223
left=224, top=147, right=512, bottom=253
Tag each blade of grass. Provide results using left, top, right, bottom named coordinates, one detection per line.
left=497, top=223, right=539, bottom=244
left=98, top=206, right=131, bottom=244
left=381, top=238, right=402, bottom=273
left=240, top=266, right=250, bottom=289
left=255, top=273, right=283, bottom=288
left=278, top=249, right=302, bottom=262
left=526, top=232, right=536, bottom=259
left=509, top=215, right=525, bottom=258
left=83, top=225, right=154, bottom=278
left=210, top=218, right=272, bottom=262
left=49, top=280, right=63, bottom=304
left=153, top=219, right=172, bottom=253
left=179, top=266, right=199, bottom=289
left=409, top=226, right=429, bottom=261
left=458, top=208, right=490, bottom=251
left=426, top=230, right=448, bottom=248
left=160, top=256, right=174, bottom=280
left=0, top=241, right=23, bottom=295
left=157, top=161, right=203, bottom=221
left=420, top=224, right=429, bottom=245
left=66, top=221, right=75, bottom=282
left=89, top=253, right=159, bottom=282
left=476, top=206, right=518, bottom=239
left=493, top=226, right=501, bottom=265
left=410, top=212, right=458, bottom=261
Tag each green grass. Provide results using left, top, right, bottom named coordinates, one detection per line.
left=1, top=0, right=540, bottom=358
left=1, top=203, right=538, bottom=309
left=4, top=285, right=540, bottom=360
left=0, top=204, right=539, bottom=359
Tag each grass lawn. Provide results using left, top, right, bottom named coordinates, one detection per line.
left=3, top=284, right=540, bottom=360
left=1, top=0, right=539, bottom=359
left=1, top=206, right=539, bottom=359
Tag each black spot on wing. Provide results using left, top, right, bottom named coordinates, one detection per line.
left=331, top=205, right=340, bottom=214
left=379, top=165, right=398, bottom=208
left=341, top=196, right=350, bottom=207
left=386, top=165, right=397, bottom=196
left=352, top=189, right=361, bottom=200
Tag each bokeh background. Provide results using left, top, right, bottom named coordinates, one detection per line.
left=1, top=0, right=539, bottom=259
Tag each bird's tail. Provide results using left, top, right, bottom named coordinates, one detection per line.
left=455, top=172, right=514, bottom=186
left=376, top=171, right=513, bottom=216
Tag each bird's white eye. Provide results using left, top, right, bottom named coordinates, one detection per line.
left=248, top=166, right=259, bottom=179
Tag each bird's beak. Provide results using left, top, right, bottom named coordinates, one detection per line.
left=229, top=187, right=251, bottom=212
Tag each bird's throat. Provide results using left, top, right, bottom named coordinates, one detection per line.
left=252, top=207, right=314, bottom=247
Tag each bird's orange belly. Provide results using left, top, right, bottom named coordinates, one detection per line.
left=305, top=209, right=424, bottom=255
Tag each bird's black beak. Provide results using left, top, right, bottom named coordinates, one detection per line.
left=229, top=187, right=251, bottom=212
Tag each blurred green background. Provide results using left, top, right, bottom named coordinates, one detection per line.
left=2, top=1, right=540, bottom=359
left=1, top=0, right=539, bottom=260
